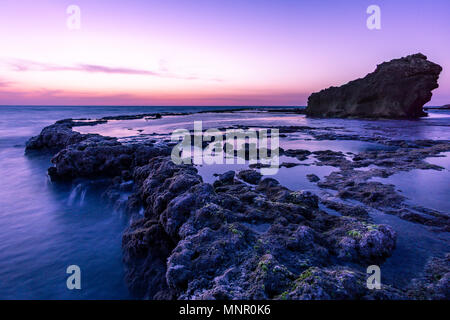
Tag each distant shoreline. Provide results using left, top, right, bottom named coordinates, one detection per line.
left=424, top=105, right=450, bottom=110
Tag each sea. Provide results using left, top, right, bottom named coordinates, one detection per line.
left=0, top=106, right=449, bottom=299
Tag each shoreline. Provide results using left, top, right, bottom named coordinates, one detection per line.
left=24, top=109, right=450, bottom=299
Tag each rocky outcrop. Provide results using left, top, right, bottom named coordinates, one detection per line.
left=25, top=120, right=88, bottom=152
left=237, top=169, right=262, bottom=184
left=306, top=53, right=442, bottom=119
left=122, top=156, right=399, bottom=299
left=48, top=138, right=170, bottom=180
left=407, top=254, right=450, bottom=300
left=25, top=119, right=171, bottom=180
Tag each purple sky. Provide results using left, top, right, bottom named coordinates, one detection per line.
left=0, top=0, right=449, bottom=106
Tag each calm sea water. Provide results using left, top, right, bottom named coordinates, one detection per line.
left=0, top=106, right=248, bottom=299
left=0, top=106, right=449, bottom=298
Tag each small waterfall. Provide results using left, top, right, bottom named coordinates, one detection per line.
left=68, top=183, right=88, bottom=206
left=79, top=188, right=87, bottom=206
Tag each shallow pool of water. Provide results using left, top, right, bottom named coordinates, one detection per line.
left=371, top=155, right=450, bottom=213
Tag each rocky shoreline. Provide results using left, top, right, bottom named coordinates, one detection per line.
left=25, top=111, right=450, bottom=299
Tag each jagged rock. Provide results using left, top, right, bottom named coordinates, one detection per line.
left=407, top=254, right=450, bottom=300
left=321, top=200, right=369, bottom=219
left=121, top=157, right=398, bottom=299
left=219, top=171, right=235, bottom=183
left=326, top=217, right=397, bottom=263
left=283, top=149, right=311, bottom=161
left=288, top=191, right=319, bottom=208
left=25, top=120, right=87, bottom=152
left=306, top=174, right=320, bottom=182
left=306, top=53, right=442, bottom=119
left=25, top=119, right=171, bottom=180
left=283, top=267, right=404, bottom=300
left=237, top=169, right=262, bottom=184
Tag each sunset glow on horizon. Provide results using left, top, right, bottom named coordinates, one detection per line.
left=0, top=0, right=449, bottom=106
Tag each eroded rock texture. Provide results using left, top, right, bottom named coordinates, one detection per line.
left=306, top=53, right=442, bottom=119
left=122, top=157, right=400, bottom=300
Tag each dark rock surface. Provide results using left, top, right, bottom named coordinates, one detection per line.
left=306, top=174, right=320, bottom=182
left=407, top=254, right=450, bottom=300
left=26, top=120, right=171, bottom=180
left=122, top=157, right=400, bottom=299
left=25, top=119, right=90, bottom=152
left=310, top=141, right=450, bottom=231
left=306, top=53, right=442, bottom=119
left=237, top=169, right=262, bottom=184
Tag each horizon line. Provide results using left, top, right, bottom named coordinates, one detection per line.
left=0, top=105, right=308, bottom=108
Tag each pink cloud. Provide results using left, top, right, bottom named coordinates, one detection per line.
left=0, top=79, right=13, bottom=88
left=6, top=59, right=221, bottom=82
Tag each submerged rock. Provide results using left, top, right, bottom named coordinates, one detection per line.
left=306, top=53, right=442, bottom=119
left=237, top=169, right=262, bottom=184
left=306, top=174, right=320, bottom=182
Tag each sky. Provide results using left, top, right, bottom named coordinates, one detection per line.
left=0, top=0, right=449, bottom=106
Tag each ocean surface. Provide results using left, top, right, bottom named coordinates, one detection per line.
left=0, top=106, right=449, bottom=299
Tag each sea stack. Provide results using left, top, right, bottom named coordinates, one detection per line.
left=306, top=53, right=442, bottom=119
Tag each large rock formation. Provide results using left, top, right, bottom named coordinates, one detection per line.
left=306, top=53, right=442, bottom=119
left=122, top=157, right=400, bottom=299
left=25, top=119, right=171, bottom=180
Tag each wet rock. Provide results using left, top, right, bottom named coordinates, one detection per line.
left=283, top=267, right=404, bottom=300
left=25, top=120, right=89, bottom=152
left=48, top=141, right=171, bottom=180
left=121, top=156, right=399, bottom=300
left=280, top=162, right=300, bottom=168
left=25, top=119, right=172, bottom=181
left=312, top=141, right=450, bottom=231
left=283, top=149, right=311, bottom=161
left=237, top=169, right=262, bottom=184
left=306, top=53, right=442, bottom=119
left=358, top=225, right=397, bottom=260
left=331, top=221, right=397, bottom=263
left=321, top=200, right=369, bottom=219
left=306, top=174, right=320, bottom=182
left=287, top=191, right=319, bottom=208
left=122, top=219, right=175, bottom=299
left=407, top=254, right=450, bottom=300
left=218, top=170, right=235, bottom=184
